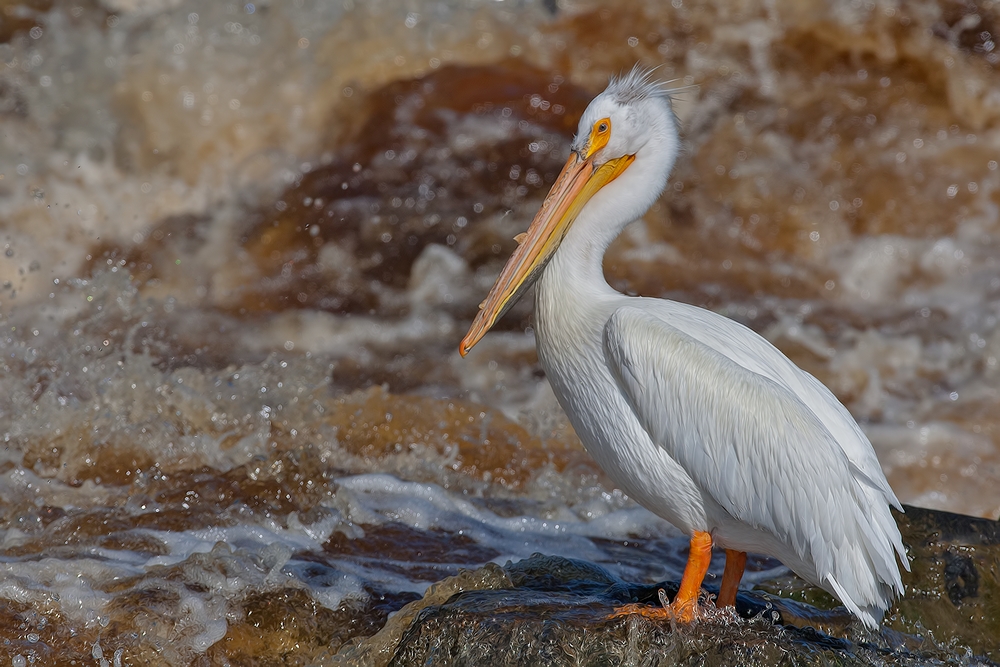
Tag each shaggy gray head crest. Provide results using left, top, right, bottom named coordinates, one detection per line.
left=606, top=65, right=671, bottom=105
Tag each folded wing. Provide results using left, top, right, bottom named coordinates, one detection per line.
left=603, top=305, right=905, bottom=627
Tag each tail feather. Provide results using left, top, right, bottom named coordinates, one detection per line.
left=819, top=485, right=906, bottom=630
left=826, top=574, right=880, bottom=630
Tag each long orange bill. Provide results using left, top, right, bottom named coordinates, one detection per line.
left=459, top=150, right=634, bottom=356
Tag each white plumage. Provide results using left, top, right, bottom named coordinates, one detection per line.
left=461, top=66, right=908, bottom=629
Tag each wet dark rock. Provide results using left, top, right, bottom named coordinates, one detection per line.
left=381, top=559, right=881, bottom=667
left=327, top=505, right=1000, bottom=666
left=943, top=550, right=979, bottom=605
left=888, top=505, right=1000, bottom=662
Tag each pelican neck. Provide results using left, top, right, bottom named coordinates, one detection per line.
left=536, top=214, right=625, bottom=325
left=534, top=245, right=615, bottom=383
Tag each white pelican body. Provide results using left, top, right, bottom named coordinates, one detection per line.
left=460, top=68, right=907, bottom=629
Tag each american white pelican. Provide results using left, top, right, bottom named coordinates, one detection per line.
left=459, top=67, right=908, bottom=629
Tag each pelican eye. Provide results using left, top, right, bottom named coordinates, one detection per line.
left=586, top=117, right=612, bottom=157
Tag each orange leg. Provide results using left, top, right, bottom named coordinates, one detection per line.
left=610, top=530, right=713, bottom=622
left=672, top=530, right=713, bottom=621
left=716, top=549, right=746, bottom=608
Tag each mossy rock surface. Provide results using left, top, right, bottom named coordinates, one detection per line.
left=886, top=505, right=1000, bottom=661
left=327, top=505, right=1000, bottom=666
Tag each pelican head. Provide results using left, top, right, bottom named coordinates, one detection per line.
left=460, top=67, right=679, bottom=356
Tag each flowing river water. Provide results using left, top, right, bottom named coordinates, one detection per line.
left=1, top=0, right=999, bottom=663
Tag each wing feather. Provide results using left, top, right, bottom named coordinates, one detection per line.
left=638, top=301, right=902, bottom=511
left=603, top=306, right=904, bottom=625
left=637, top=301, right=909, bottom=567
